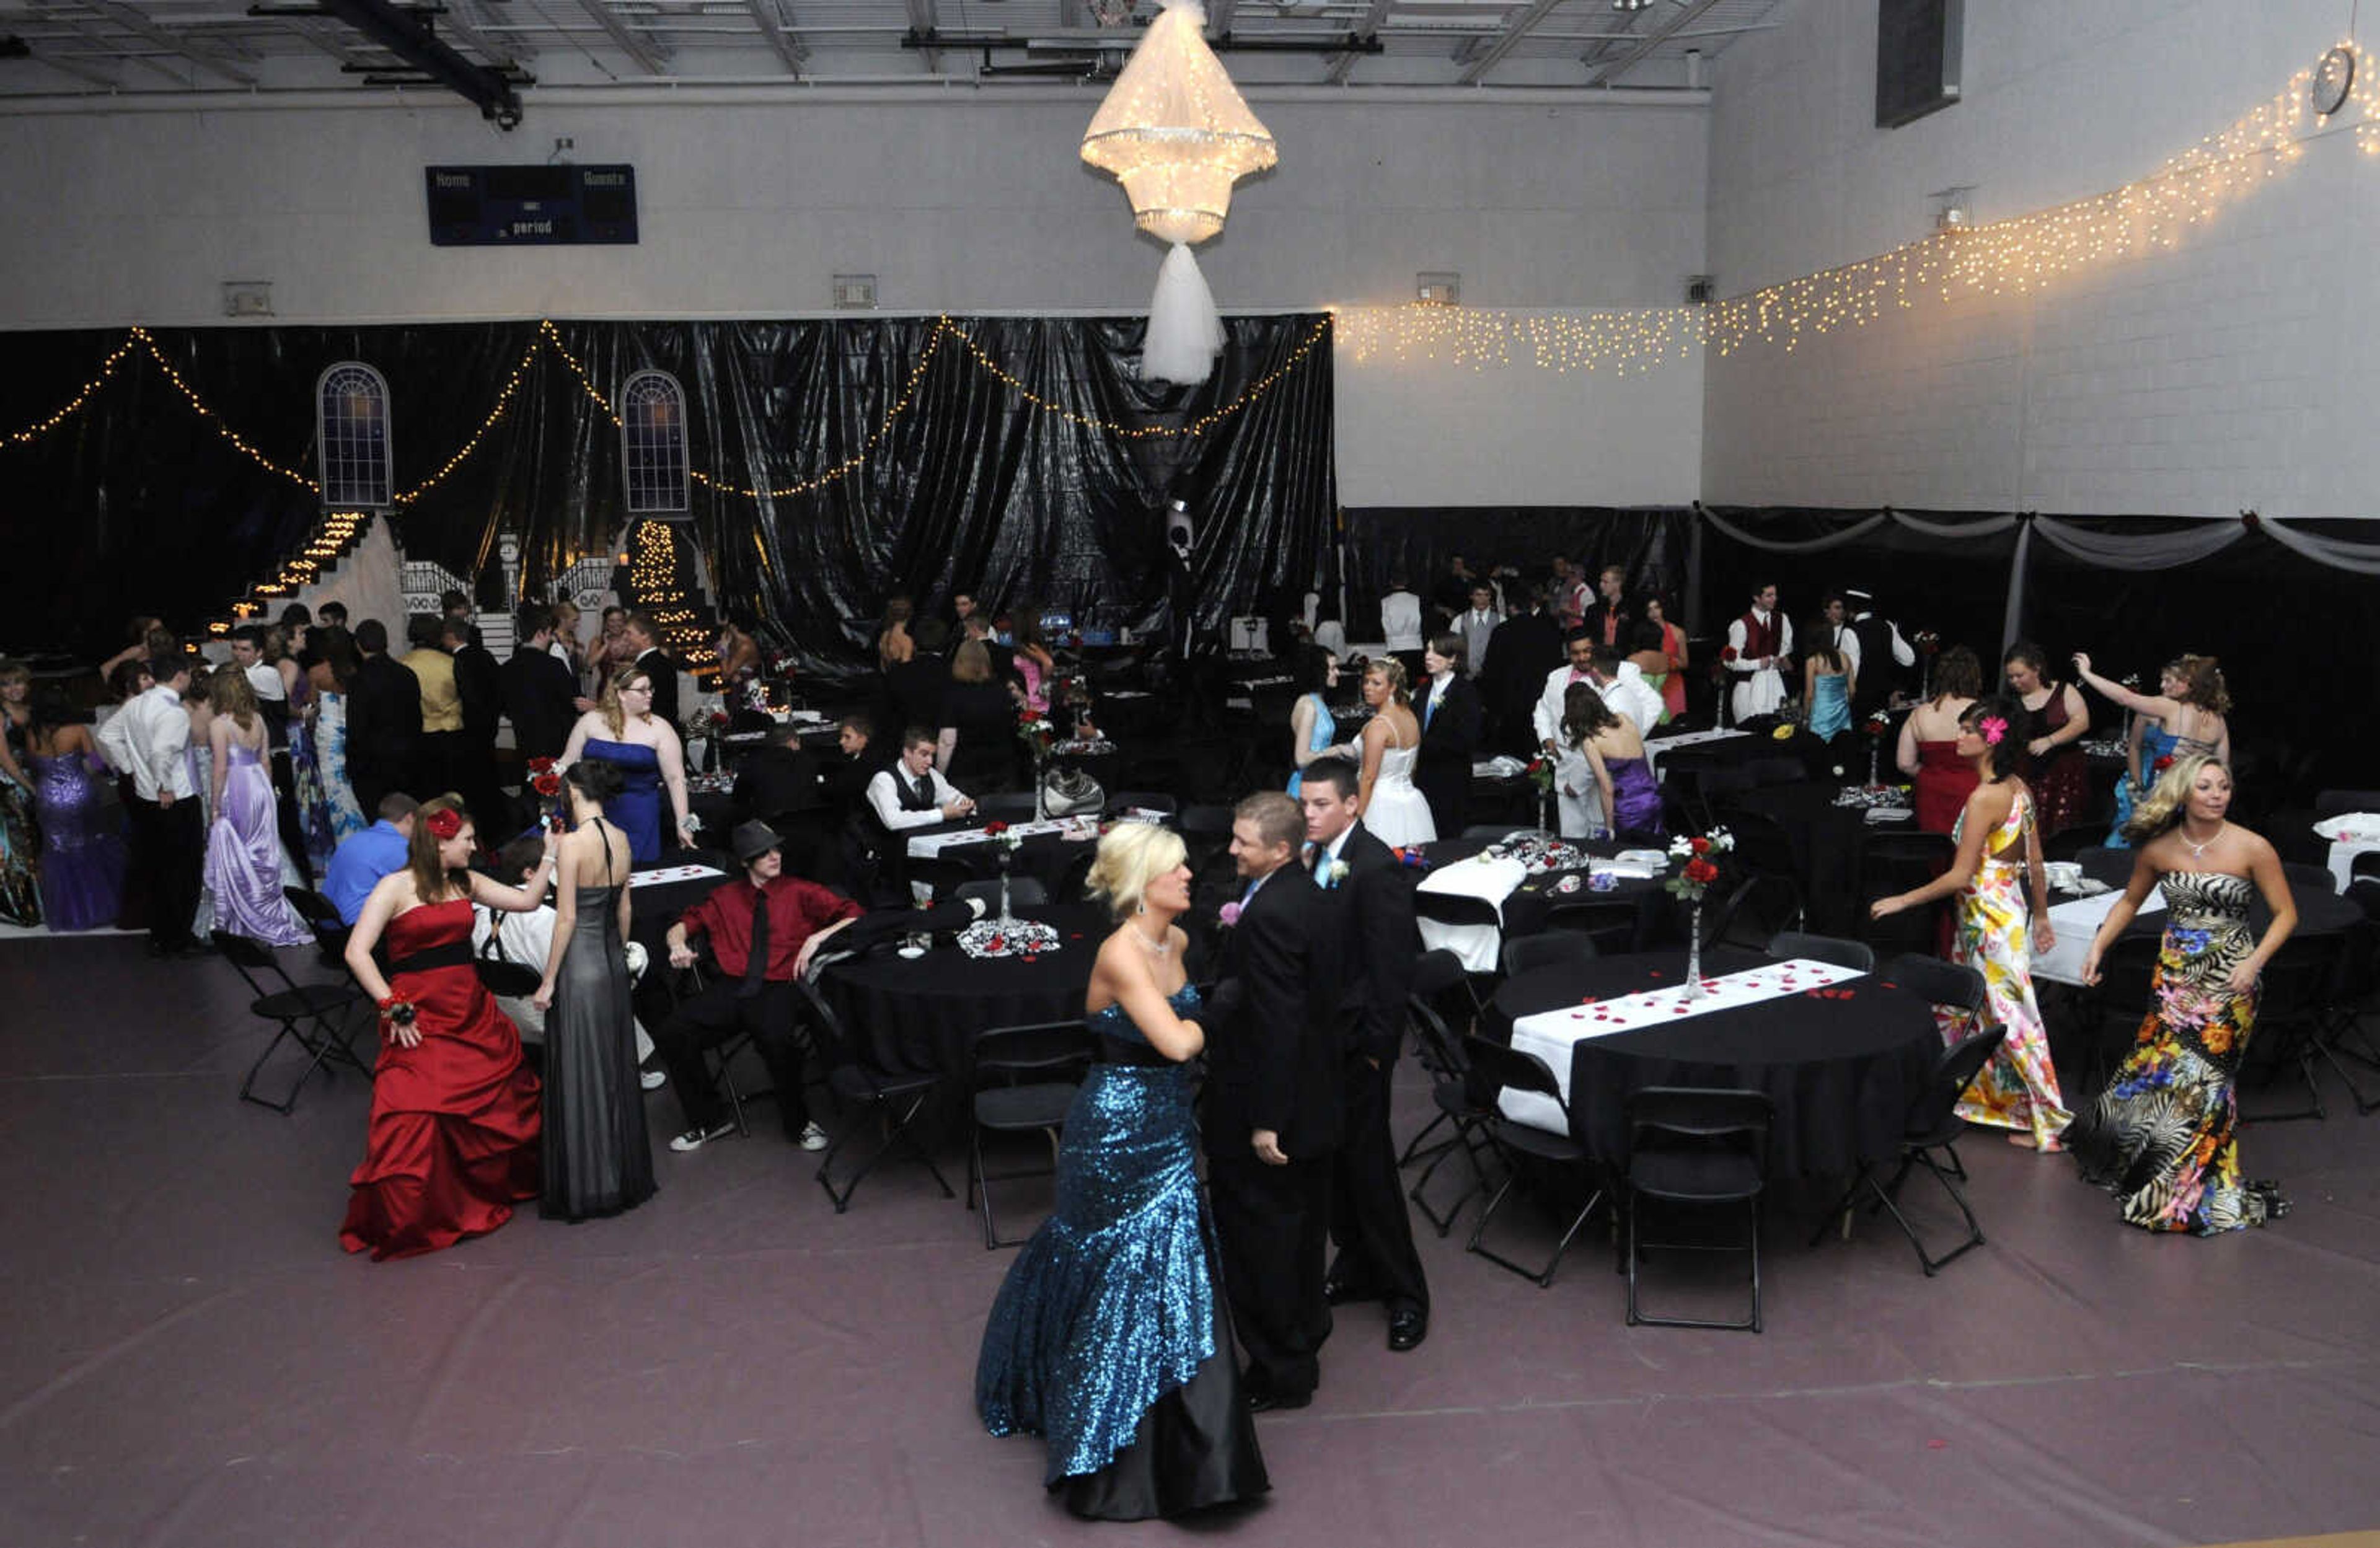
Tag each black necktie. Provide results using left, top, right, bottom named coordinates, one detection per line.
left=738, top=886, right=770, bottom=998
left=914, top=773, right=934, bottom=807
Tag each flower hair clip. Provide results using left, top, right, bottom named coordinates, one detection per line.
left=1978, top=715, right=2008, bottom=746
left=424, top=809, right=464, bottom=840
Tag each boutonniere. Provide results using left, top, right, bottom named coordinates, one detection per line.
left=1217, top=900, right=1243, bottom=928
left=1326, top=859, right=1351, bottom=886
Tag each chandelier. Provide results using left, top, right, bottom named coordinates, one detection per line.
left=1080, top=0, right=1278, bottom=384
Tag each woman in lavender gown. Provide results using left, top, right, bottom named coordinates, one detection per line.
left=200, top=667, right=312, bottom=947
left=1555, top=685, right=1664, bottom=842
left=25, top=687, right=126, bottom=931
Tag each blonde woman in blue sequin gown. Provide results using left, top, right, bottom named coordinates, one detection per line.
left=1871, top=696, right=2072, bottom=1150
left=977, top=823, right=1267, bottom=1521
left=2068, top=756, right=2296, bottom=1233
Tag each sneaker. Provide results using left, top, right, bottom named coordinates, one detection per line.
left=798, top=1120, right=830, bottom=1152
left=640, top=1068, right=668, bottom=1091
left=668, top=1121, right=737, bottom=1153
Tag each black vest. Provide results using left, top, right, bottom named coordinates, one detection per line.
left=1849, top=615, right=1903, bottom=714
left=894, top=769, right=939, bottom=812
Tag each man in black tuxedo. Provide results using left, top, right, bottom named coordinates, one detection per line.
left=1413, top=631, right=1484, bottom=839
left=732, top=722, right=818, bottom=825
left=1209, top=791, right=1344, bottom=1411
left=623, top=612, right=680, bottom=729
left=444, top=613, right=506, bottom=829
left=345, top=617, right=422, bottom=814
left=1480, top=582, right=1564, bottom=756
left=1299, top=758, right=1429, bottom=1351
left=501, top=605, right=587, bottom=764
left=885, top=618, right=953, bottom=739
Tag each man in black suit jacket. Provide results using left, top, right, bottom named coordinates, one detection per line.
left=1298, top=758, right=1429, bottom=1351
left=732, top=723, right=818, bottom=824
left=1481, top=584, right=1564, bottom=756
left=501, top=607, right=585, bottom=764
left=443, top=613, right=506, bottom=828
left=1208, top=791, right=1344, bottom=1411
left=1413, top=632, right=1484, bottom=839
left=885, top=618, right=954, bottom=738
left=623, top=612, right=680, bottom=729
left=345, top=618, right=423, bottom=815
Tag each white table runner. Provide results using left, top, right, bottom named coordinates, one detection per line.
left=2030, top=883, right=2166, bottom=986
left=908, top=815, right=1101, bottom=858
left=1643, top=728, right=1754, bottom=780
left=2316, top=815, right=2379, bottom=894
left=628, top=863, right=725, bottom=889
left=1414, top=853, right=1530, bottom=972
left=1501, top=958, right=1866, bottom=1134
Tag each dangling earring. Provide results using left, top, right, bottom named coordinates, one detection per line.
left=1135, top=901, right=1147, bottom=915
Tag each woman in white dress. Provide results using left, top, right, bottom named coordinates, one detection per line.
left=1356, top=657, right=1436, bottom=848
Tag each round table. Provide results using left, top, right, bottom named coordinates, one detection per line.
left=1491, top=948, right=1941, bottom=1177
left=1419, top=835, right=1672, bottom=950
left=821, top=902, right=1110, bottom=1077
left=904, top=820, right=1108, bottom=894
left=1729, top=780, right=1918, bottom=933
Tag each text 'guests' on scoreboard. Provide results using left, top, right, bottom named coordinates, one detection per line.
left=425, top=165, right=639, bottom=247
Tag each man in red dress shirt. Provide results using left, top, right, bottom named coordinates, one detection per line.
left=656, top=820, right=862, bottom=1154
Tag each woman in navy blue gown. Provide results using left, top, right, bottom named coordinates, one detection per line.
left=558, top=664, right=694, bottom=863
left=976, top=824, right=1268, bottom=1521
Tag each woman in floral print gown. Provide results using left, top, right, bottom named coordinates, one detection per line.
left=1871, top=695, right=2071, bottom=1150
left=2065, top=756, right=2296, bottom=1233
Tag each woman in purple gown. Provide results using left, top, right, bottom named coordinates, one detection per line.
left=1555, top=684, right=1665, bottom=841
left=200, top=667, right=312, bottom=947
left=25, top=688, right=127, bottom=931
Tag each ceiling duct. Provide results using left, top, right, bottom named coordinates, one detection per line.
left=316, top=0, right=527, bottom=126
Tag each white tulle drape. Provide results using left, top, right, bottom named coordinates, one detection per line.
left=1142, top=242, right=1229, bottom=387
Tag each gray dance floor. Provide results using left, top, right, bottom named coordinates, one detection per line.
left=6, top=933, right=2379, bottom=1548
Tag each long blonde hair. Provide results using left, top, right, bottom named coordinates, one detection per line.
left=1084, top=823, right=1186, bottom=921
left=209, top=662, right=259, bottom=731
left=599, top=663, right=651, bottom=738
left=2123, top=753, right=2226, bottom=845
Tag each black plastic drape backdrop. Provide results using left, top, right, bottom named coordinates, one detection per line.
left=0, top=315, right=1334, bottom=670
left=1698, top=507, right=2358, bottom=807
left=1341, top=506, right=1691, bottom=625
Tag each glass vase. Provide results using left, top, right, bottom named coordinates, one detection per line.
left=996, top=850, right=1015, bottom=926
left=1683, top=898, right=1707, bottom=1000
left=1033, top=759, right=1049, bottom=822
left=1538, top=786, right=1552, bottom=837
left=1867, top=739, right=1881, bottom=789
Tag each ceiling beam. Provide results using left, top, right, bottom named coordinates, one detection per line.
left=1584, top=0, right=1725, bottom=86
left=433, top=0, right=526, bottom=72
left=575, top=0, right=667, bottom=75
left=1454, top=0, right=1562, bottom=87
left=904, top=0, right=941, bottom=71
left=318, top=0, right=524, bottom=123
left=1324, top=0, right=1388, bottom=85
left=19, top=38, right=122, bottom=88
left=74, top=0, right=258, bottom=86
left=744, top=0, right=807, bottom=74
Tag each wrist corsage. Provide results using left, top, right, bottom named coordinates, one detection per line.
left=377, top=993, right=418, bottom=1033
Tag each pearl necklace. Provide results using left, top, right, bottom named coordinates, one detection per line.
left=2182, top=820, right=2226, bottom=861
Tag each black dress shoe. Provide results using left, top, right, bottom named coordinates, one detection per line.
left=1323, top=1276, right=1377, bottom=1307
left=1386, top=1308, right=1428, bottom=1352
left=1246, top=1387, right=1312, bottom=1413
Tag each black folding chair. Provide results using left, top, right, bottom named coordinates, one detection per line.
left=283, top=885, right=354, bottom=975
left=1622, top=1086, right=1773, bottom=1332
left=1462, top=1034, right=1606, bottom=1287
left=1856, top=832, right=1954, bottom=957
left=1766, top=930, right=1875, bottom=973
left=2074, top=933, right=2162, bottom=1100
left=1403, top=959, right=1502, bottom=1235
left=1722, top=812, right=1806, bottom=930
left=1701, top=874, right=1802, bottom=952
left=795, top=978, right=956, bottom=1212
left=1809, top=1025, right=2007, bottom=1274
left=974, top=791, right=1041, bottom=821
left=966, top=1020, right=1096, bottom=1249
left=2239, top=933, right=2349, bottom=1124
left=1543, top=898, right=1642, bottom=956
left=214, top=929, right=371, bottom=1114
left=1500, top=931, right=1597, bottom=979
left=2041, top=825, right=2105, bottom=863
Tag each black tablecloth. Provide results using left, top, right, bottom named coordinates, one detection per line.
left=624, top=850, right=741, bottom=958
left=821, top=903, right=1112, bottom=1076
left=1419, top=835, right=1671, bottom=949
left=904, top=823, right=1106, bottom=891
left=1492, top=948, right=1940, bottom=1177
left=2062, top=856, right=2365, bottom=948
left=1730, top=781, right=1918, bottom=933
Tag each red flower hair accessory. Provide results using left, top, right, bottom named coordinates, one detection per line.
left=424, top=809, right=464, bottom=840
left=1978, top=716, right=2008, bottom=746
left=2151, top=754, right=2175, bottom=773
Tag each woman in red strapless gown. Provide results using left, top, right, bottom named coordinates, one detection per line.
left=1896, top=645, right=1983, bottom=834
left=339, top=799, right=558, bottom=1260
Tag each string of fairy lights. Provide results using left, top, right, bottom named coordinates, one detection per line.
left=6, top=38, right=2375, bottom=492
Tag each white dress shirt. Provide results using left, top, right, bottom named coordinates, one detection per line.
left=1602, top=662, right=1666, bottom=736
left=867, top=764, right=967, bottom=830
left=97, top=684, right=195, bottom=801
left=1725, top=610, right=1795, bottom=721
left=1533, top=664, right=1592, bottom=750
left=1380, top=591, right=1424, bottom=651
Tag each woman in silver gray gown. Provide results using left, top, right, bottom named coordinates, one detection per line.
left=531, top=759, right=656, bottom=1221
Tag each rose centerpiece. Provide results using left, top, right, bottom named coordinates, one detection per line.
left=984, top=819, right=1024, bottom=923
left=1017, top=708, right=1058, bottom=819
left=1524, top=754, right=1556, bottom=835
left=1665, top=827, right=1735, bottom=1000
left=1862, top=708, right=1894, bottom=789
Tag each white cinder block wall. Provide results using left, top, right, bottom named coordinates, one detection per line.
left=1701, top=0, right=2380, bottom=521
left=0, top=92, right=1710, bottom=512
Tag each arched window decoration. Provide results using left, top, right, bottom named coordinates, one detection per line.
left=315, top=363, right=393, bottom=509
left=619, top=369, right=690, bottom=517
